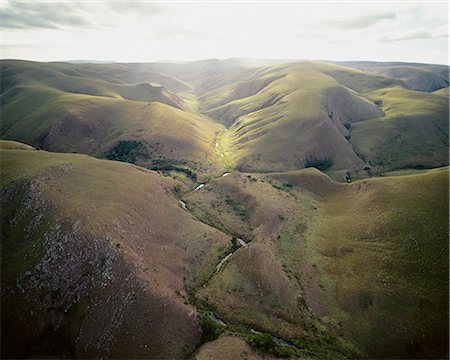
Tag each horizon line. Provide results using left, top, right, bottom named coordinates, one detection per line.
left=0, top=57, right=448, bottom=66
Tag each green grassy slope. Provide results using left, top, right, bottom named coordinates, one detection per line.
left=197, top=61, right=448, bottom=177
left=2, top=59, right=192, bottom=94
left=433, top=87, right=449, bottom=97
left=0, top=143, right=231, bottom=359
left=197, top=62, right=383, bottom=175
left=351, top=86, right=449, bottom=172
left=2, top=59, right=448, bottom=179
left=371, top=66, right=449, bottom=92
left=332, top=61, right=449, bottom=92
left=1, top=61, right=226, bottom=180
left=0, top=139, right=35, bottom=150
left=305, top=167, right=449, bottom=359
left=184, top=167, right=448, bottom=359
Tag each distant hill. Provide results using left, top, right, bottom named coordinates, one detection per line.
left=2, top=59, right=447, bottom=181
left=197, top=61, right=448, bottom=178
left=332, top=61, right=449, bottom=92
left=0, top=60, right=226, bottom=181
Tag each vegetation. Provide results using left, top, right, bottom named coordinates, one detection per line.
left=198, top=313, right=223, bottom=342
left=1, top=56, right=448, bottom=360
left=248, top=332, right=274, bottom=351
left=304, top=157, right=333, bottom=171
left=0, top=143, right=230, bottom=359
left=150, top=158, right=197, bottom=180
left=105, top=140, right=150, bottom=163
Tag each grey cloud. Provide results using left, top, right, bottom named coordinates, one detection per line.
left=0, top=2, right=91, bottom=29
left=380, top=30, right=448, bottom=42
left=326, top=12, right=396, bottom=29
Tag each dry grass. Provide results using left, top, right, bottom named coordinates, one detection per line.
left=1, top=145, right=230, bottom=358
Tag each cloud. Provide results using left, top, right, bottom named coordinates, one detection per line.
left=107, top=2, right=163, bottom=16
left=0, top=2, right=91, bottom=29
left=380, top=27, right=448, bottom=42
left=153, top=29, right=209, bottom=40
left=326, top=12, right=396, bottom=29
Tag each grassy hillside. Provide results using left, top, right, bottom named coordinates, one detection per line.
left=351, top=86, right=449, bottom=172
left=183, top=167, right=448, bottom=359
left=197, top=61, right=448, bottom=177
left=333, top=61, right=449, bottom=92
left=0, top=143, right=232, bottom=359
left=433, top=87, right=449, bottom=97
left=1, top=60, right=226, bottom=180
left=1, top=58, right=448, bottom=359
left=305, top=167, right=449, bottom=359
left=371, top=66, right=449, bottom=92
left=0, top=139, right=35, bottom=150
left=2, top=59, right=448, bottom=179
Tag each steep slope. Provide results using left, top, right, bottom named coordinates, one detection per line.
left=184, top=167, right=448, bottom=359
left=333, top=61, right=449, bottom=92
left=1, top=60, right=185, bottom=107
left=304, top=167, right=449, bottom=359
left=1, top=61, right=225, bottom=180
left=351, top=86, right=449, bottom=172
left=371, top=66, right=449, bottom=92
left=199, top=61, right=448, bottom=177
left=1, top=144, right=231, bottom=359
left=200, top=62, right=389, bottom=176
left=3, top=59, right=448, bottom=179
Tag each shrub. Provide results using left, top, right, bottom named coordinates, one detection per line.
left=230, top=237, right=239, bottom=252
left=199, top=313, right=222, bottom=342
left=105, top=140, right=149, bottom=164
left=249, top=333, right=275, bottom=351
left=273, top=346, right=292, bottom=358
left=150, top=159, right=197, bottom=180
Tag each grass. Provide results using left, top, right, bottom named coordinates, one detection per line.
left=2, top=60, right=448, bottom=178
left=215, top=130, right=235, bottom=170
left=186, top=166, right=448, bottom=358
left=198, top=62, right=388, bottom=175
left=185, top=171, right=360, bottom=358
left=0, top=143, right=234, bottom=358
left=0, top=140, right=35, bottom=150
left=1, top=58, right=449, bottom=359
left=306, top=168, right=449, bottom=358
left=196, top=61, right=448, bottom=177
left=1, top=60, right=225, bottom=180
left=350, top=86, right=448, bottom=173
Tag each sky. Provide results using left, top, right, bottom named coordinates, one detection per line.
left=1, top=0, right=449, bottom=64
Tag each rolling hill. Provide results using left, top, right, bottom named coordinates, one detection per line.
left=183, top=167, right=449, bottom=359
left=1, top=57, right=449, bottom=359
left=332, top=61, right=449, bottom=92
left=1, top=143, right=232, bottom=359
left=197, top=61, right=448, bottom=178
left=1, top=59, right=448, bottom=180
left=0, top=60, right=228, bottom=181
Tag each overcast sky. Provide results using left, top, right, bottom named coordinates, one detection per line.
left=1, top=1, right=448, bottom=64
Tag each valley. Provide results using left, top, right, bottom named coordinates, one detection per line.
left=1, top=58, right=448, bottom=359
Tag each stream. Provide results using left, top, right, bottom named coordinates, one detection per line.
left=179, top=172, right=294, bottom=349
